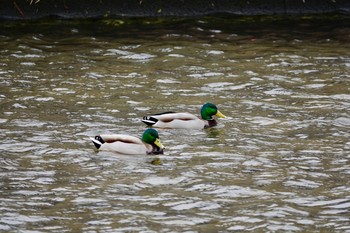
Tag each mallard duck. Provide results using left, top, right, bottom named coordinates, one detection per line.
left=90, top=128, right=164, bottom=155
left=141, top=102, right=226, bottom=129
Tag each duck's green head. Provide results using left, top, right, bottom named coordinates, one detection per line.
left=200, top=102, right=226, bottom=120
left=142, top=128, right=164, bottom=153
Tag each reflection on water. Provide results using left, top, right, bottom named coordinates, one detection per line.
left=0, top=17, right=350, bottom=232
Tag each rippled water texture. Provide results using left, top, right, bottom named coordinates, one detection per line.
left=1, top=17, right=350, bottom=232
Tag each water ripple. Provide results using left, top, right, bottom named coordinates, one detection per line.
left=0, top=18, right=349, bottom=232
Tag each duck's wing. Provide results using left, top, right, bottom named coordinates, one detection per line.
left=142, top=111, right=175, bottom=126
left=142, top=112, right=204, bottom=129
left=142, top=112, right=196, bottom=124
left=90, top=134, right=146, bottom=154
left=98, top=134, right=143, bottom=144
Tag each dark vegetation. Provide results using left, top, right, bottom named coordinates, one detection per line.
left=3, top=0, right=350, bottom=20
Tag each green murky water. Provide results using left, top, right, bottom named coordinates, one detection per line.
left=0, top=17, right=350, bottom=232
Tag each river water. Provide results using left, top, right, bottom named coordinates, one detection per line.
left=0, top=16, right=350, bottom=232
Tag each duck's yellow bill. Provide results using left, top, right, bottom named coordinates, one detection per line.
left=154, top=138, right=165, bottom=149
left=215, top=110, right=226, bottom=118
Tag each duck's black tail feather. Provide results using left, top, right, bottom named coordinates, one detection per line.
left=141, top=116, right=158, bottom=126
left=90, top=136, right=105, bottom=149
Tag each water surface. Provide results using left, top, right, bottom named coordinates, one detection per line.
left=0, top=17, right=350, bottom=232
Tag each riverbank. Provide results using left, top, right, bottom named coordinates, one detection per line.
left=2, top=0, right=350, bottom=20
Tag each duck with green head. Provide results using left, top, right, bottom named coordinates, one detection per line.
left=141, top=102, right=226, bottom=129
left=90, top=128, right=164, bottom=155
